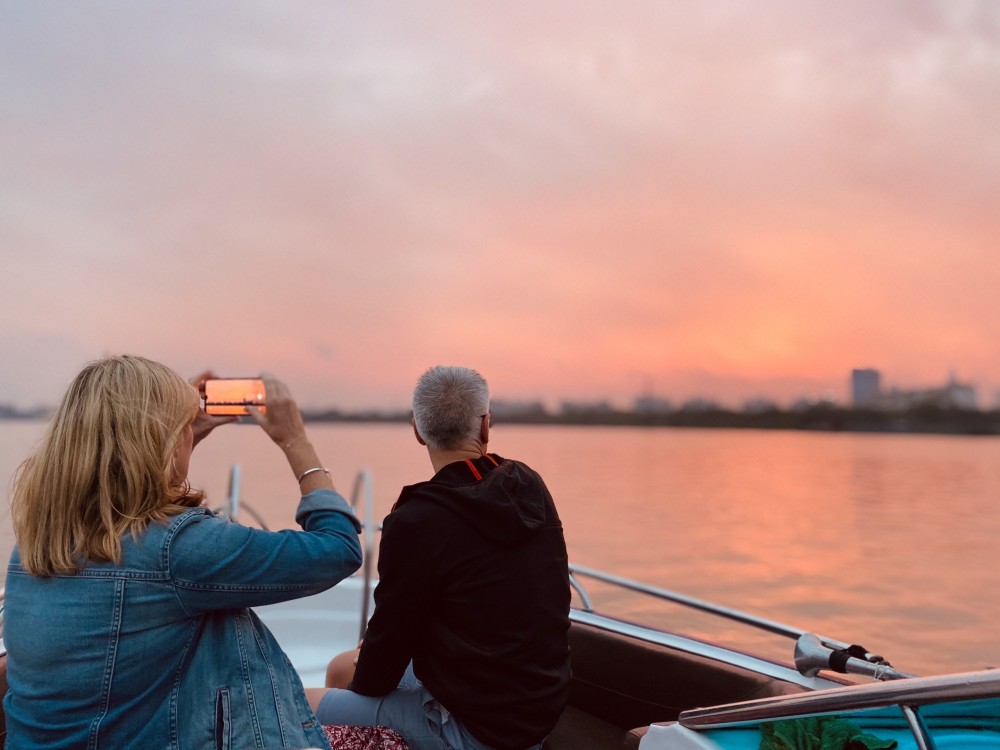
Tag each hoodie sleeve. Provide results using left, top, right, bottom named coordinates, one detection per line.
left=349, top=505, right=435, bottom=696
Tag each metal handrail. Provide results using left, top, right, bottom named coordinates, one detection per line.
left=226, top=463, right=240, bottom=520
left=213, top=464, right=269, bottom=529
left=678, top=668, right=1000, bottom=730
left=569, top=563, right=819, bottom=642
left=567, top=564, right=912, bottom=682
left=218, top=463, right=380, bottom=642
left=349, top=469, right=377, bottom=641
left=567, top=571, right=593, bottom=610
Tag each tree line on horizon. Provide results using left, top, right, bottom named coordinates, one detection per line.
left=296, top=401, right=1000, bottom=435
left=3, top=400, right=999, bottom=435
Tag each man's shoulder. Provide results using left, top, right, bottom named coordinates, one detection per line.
left=501, top=456, right=545, bottom=479
left=386, top=480, right=449, bottom=520
left=392, top=480, right=453, bottom=514
left=493, top=457, right=553, bottom=494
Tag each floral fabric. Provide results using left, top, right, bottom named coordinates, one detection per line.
left=323, top=724, right=409, bottom=750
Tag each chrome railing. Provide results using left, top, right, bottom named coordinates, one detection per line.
left=568, top=564, right=912, bottom=682
left=349, top=469, right=378, bottom=641
left=212, top=464, right=269, bottom=528
left=570, top=563, right=807, bottom=638
left=219, top=464, right=380, bottom=643
left=678, top=666, right=1000, bottom=750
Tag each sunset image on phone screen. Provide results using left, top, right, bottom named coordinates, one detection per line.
left=204, top=379, right=266, bottom=415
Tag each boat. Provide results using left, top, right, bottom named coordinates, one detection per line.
left=1, top=466, right=998, bottom=749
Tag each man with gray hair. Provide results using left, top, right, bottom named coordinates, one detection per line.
left=312, top=366, right=571, bottom=750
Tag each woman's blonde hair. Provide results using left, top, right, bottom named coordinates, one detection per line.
left=11, top=355, right=205, bottom=576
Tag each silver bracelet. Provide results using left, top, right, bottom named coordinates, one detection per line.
left=296, top=467, right=330, bottom=484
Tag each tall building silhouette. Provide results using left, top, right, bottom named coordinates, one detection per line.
left=851, top=368, right=881, bottom=407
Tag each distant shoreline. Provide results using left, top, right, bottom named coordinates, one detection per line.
left=295, top=404, right=1000, bottom=436
left=3, top=405, right=998, bottom=436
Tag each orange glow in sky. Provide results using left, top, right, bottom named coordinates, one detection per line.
left=1, top=2, right=998, bottom=410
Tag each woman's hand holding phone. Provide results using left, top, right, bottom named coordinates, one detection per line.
left=189, top=371, right=239, bottom=447
left=244, top=375, right=335, bottom=492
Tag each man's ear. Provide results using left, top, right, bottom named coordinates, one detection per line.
left=413, top=420, right=427, bottom=446
left=480, top=412, right=490, bottom=445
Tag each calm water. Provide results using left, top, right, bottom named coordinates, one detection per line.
left=2, top=420, right=998, bottom=677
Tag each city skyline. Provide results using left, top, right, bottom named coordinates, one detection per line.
left=2, top=3, right=999, bottom=412
left=1, top=366, right=994, bottom=416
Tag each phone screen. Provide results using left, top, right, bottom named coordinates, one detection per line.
left=203, top=378, right=266, bottom=415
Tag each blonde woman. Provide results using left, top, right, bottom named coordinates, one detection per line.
left=3, top=355, right=362, bottom=749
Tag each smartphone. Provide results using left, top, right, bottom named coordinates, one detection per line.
left=203, top=378, right=267, bottom=415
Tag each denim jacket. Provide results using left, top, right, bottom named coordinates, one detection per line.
left=3, top=489, right=362, bottom=749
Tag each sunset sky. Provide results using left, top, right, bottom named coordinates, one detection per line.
left=2, top=1, right=999, bottom=411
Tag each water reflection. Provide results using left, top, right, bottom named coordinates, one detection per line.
left=1, top=420, right=997, bottom=675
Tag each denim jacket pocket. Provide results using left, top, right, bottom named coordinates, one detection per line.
left=215, top=687, right=232, bottom=750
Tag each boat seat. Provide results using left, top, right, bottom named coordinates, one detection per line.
left=544, top=704, right=625, bottom=749
left=560, top=620, right=809, bottom=745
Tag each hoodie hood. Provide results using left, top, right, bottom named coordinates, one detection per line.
left=395, top=455, right=559, bottom=546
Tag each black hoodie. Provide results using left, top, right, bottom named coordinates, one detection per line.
left=350, top=453, right=571, bottom=749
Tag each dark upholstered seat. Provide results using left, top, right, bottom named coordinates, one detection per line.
left=544, top=620, right=809, bottom=749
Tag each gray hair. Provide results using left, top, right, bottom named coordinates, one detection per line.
left=412, top=366, right=490, bottom=450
